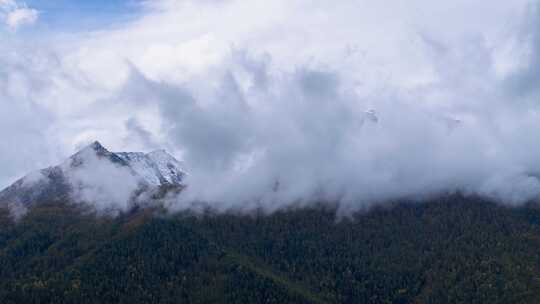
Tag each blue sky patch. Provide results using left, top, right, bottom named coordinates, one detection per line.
left=25, top=0, right=142, bottom=31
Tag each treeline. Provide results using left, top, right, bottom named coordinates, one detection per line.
left=0, top=195, right=539, bottom=303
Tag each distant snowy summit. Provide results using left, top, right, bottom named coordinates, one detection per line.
left=71, top=141, right=186, bottom=187
left=0, top=141, right=186, bottom=210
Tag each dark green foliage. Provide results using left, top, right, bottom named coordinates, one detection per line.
left=0, top=195, right=538, bottom=303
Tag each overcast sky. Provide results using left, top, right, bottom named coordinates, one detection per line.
left=2, top=0, right=540, bottom=210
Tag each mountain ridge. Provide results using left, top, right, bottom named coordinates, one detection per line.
left=0, top=141, right=186, bottom=210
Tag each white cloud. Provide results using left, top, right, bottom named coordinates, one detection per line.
left=64, top=147, right=141, bottom=213
left=5, top=7, right=38, bottom=29
left=0, top=0, right=38, bottom=29
left=0, top=0, right=16, bottom=8
left=3, top=0, right=540, bottom=213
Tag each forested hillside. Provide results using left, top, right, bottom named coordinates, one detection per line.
left=0, top=195, right=539, bottom=303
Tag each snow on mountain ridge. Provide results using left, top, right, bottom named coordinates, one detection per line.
left=0, top=141, right=185, bottom=209
left=65, top=141, right=185, bottom=187
left=116, top=149, right=185, bottom=186
left=115, top=152, right=162, bottom=186
left=146, top=150, right=186, bottom=185
left=67, top=141, right=129, bottom=169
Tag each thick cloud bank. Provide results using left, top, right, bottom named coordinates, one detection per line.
left=3, top=0, right=540, bottom=213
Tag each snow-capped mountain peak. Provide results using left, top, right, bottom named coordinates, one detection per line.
left=79, top=141, right=110, bottom=157
left=0, top=142, right=186, bottom=208
left=68, top=141, right=129, bottom=168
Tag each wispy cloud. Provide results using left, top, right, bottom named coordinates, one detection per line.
left=0, top=0, right=38, bottom=29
